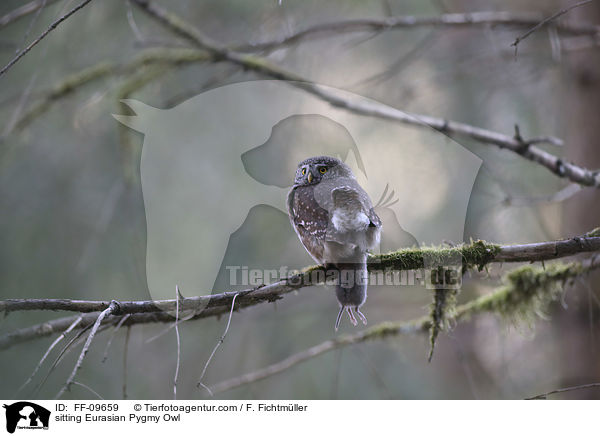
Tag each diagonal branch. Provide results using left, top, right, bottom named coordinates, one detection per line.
left=511, top=0, right=596, bottom=53
left=130, top=0, right=600, bottom=189
left=0, top=0, right=95, bottom=78
left=526, top=382, right=600, bottom=399
left=55, top=300, right=119, bottom=398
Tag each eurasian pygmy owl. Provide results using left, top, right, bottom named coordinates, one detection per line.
left=287, top=156, right=382, bottom=330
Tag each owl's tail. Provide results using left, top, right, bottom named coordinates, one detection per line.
left=331, top=260, right=368, bottom=331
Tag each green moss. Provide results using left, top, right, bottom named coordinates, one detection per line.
left=458, top=262, right=583, bottom=328
left=586, top=227, right=600, bottom=237
left=368, top=240, right=501, bottom=273
left=427, top=288, right=458, bottom=361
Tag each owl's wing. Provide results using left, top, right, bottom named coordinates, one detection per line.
left=329, top=186, right=381, bottom=252
left=331, top=186, right=374, bottom=230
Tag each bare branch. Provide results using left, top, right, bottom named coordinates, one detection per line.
left=209, top=319, right=424, bottom=395
left=173, top=286, right=181, bottom=400
left=502, top=183, right=583, bottom=207
left=101, top=314, right=130, bottom=363
left=526, top=382, right=600, bottom=399
left=0, top=0, right=95, bottom=78
left=0, top=0, right=61, bottom=29
left=70, top=381, right=105, bottom=400
left=122, top=326, right=130, bottom=400
left=233, top=11, right=600, bottom=53
left=32, top=323, right=95, bottom=397
left=14, top=315, right=83, bottom=397
left=55, top=300, right=119, bottom=399
left=197, top=293, right=240, bottom=396
left=511, top=0, right=595, bottom=54
left=130, top=0, right=600, bottom=189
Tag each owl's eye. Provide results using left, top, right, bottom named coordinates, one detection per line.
left=319, top=167, right=327, bottom=174
left=301, top=168, right=306, bottom=175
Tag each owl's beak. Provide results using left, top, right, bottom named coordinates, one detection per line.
left=307, top=171, right=313, bottom=183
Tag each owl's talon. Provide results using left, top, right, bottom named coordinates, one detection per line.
left=354, top=307, right=367, bottom=325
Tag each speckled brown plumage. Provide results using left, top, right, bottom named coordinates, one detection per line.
left=287, top=155, right=382, bottom=330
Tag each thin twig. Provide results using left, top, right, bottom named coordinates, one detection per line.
left=123, top=326, right=131, bottom=400
left=210, top=319, right=426, bottom=395
left=32, top=323, right=95, bottom=398
left=0, top=0, right=95, bottom=78
left=16, top=0, right=48, bottom=55
left=511, top=0, right=595, bottom=55
left=197, top=293, right=240, bottom=396
left=145, top=312, right=196, bottom=343
left=526, top=382, right=600, bottom=399
left=55, top=301, right=119, bottom=399
left=126, top=0, right=145, bottom=42
left=71, top=381, right=105, bottom=400
left=501, top=183, right=583, bottom=207
left=0, top=0, right=61, bottom=29
left=173, top=285, right=181, bottom=400
left=101, top=314, right=130, bottom=363
left=14, top=315, right=83, bottom=397
left=349, top=29, right=440, bottom=89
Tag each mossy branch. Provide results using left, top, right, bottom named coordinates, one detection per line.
left=210, top=254, right=600, bottom=395
left=1, top=233, right=599, bottom=351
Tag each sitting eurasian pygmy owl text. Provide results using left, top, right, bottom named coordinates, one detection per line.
left=287, top=156, right=382, bottom=330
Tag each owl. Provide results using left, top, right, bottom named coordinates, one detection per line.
left=287, top=156, right=382, bottom=330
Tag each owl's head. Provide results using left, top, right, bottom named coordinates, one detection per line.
left=293, top=155, right=354, bottom=186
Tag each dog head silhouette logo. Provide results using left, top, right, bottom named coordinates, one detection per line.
left=3, top=402, right=50, bottom=433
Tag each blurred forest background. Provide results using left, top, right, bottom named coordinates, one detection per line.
left=1, top=0, right=599, bottom=400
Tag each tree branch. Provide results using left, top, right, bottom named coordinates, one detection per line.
left=1, top=233, right=599, bottom=350
left=233, top=11, right=600, bottom=53
left=210, top=255, right=600, bottom=395
left=6, top=2, right=599, bottom=188
left=0, top=0, right=95, bottom=78
left=0, top=0, right=61, bottom=29
left=55, top=300, right=119, bottom=398
left=511, top=0, right=595, bottom=53
left=526, top=382, right=600, bottom=399
left=130, top=0, right=600, bottom=189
